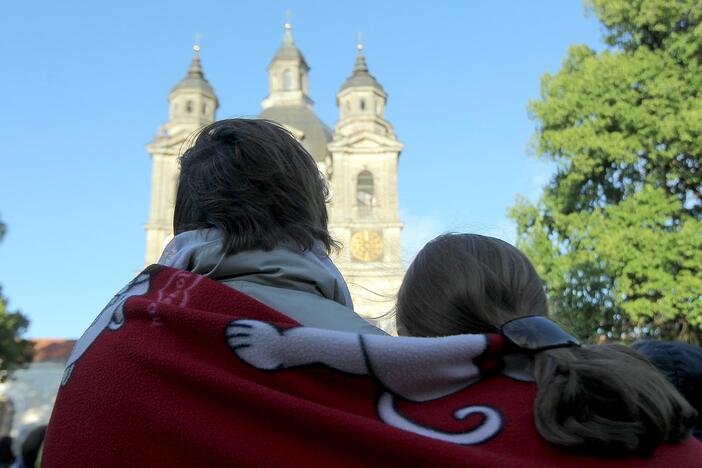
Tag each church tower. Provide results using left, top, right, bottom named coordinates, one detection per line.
left=261, top=21, right=312, bottom=110
left=328, top=41, right=404, bottom=331
left=144, top=42, right=218, bottom=264
left=259, top=20, right=332, bottom=174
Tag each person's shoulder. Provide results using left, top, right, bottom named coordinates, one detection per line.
left=220, top=279, right=386, bottom=335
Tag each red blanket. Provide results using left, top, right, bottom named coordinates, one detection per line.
left=44, top=266, right=702, bottom=467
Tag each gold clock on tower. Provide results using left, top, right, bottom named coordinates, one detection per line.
left=350, top=230, right=384, bottom=262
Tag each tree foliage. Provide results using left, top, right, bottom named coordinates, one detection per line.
left=0, top=217, right=32, bottom=381
left=510, top=0, right=702, bottom=343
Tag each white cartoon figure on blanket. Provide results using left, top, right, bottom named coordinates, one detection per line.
left=226, top=319, right=527, bottom=445
left=61, top=271, right=152, bottom=386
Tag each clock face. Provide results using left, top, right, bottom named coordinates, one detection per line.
left=350, top=230, right=384, bottom=262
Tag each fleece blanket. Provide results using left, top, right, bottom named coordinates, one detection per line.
left=43, top=266, right=702, bottom=467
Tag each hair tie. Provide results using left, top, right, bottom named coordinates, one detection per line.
left=500, top=315, right=580, bottom=353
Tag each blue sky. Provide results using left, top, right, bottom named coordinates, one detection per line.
left=0, top=1, right=602, bottom=338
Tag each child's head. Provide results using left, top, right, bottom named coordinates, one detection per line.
left=396, top=233, right=547, bottom=337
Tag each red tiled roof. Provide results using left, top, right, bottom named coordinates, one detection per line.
left=30, top=339, right=76, bottom=362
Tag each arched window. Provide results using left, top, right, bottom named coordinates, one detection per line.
left=283, top=69, right=292, bottom=90
left=356, top=170, right=374, bottom=206
left=346, top=101, right=351, bottom=112
left=185, top=100, right=193, bottom=113
left=202, top=102, right=207, bottom=114
left=360, top=99, right=366, bottom=111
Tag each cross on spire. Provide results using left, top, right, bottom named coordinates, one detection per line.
left=193, top=33, right=201, bottom=56
left=352, top=32, right=369, bottom=75
left=187, top=32, right=203, bottom=78
left=283, top=10, right=294, bottom=44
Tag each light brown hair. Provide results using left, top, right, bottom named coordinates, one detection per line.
left=396, top=233, right=697, bottom=456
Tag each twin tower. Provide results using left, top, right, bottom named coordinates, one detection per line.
left=144, top=23, right=404, bottom=331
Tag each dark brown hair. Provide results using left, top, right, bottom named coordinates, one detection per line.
left=174, top=119, right=336, bottom=255
left=396, top=233, right=697, bottom=456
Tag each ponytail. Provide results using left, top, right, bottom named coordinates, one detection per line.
left=532, top=345, right=697, bottom=456
left=396, top=233, right=698, bottom=456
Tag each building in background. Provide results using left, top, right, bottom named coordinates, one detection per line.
left=0, top=340, right=74, bottom=446
left=144, top=22, right=404, bottom=331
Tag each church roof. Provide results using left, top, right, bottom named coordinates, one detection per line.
left=258, top=104, right=332, bottom=162
left=271, top=43, right=309, bottom=67
left=31, top=339, right=76, bottom=363
left=340, top=47, right=384, bottom=93
left=171, top=51, right=216, bottom=97
left=269, top=25, right=309, bottom=69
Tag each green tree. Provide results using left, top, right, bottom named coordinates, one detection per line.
left=509, top=0, right=702, bottom=343
left=0, top=217, right=32, bottom=381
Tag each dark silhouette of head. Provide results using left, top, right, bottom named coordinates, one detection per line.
left=21, top=425, right=46, bottom=468
left=0, top=436, right=14, bottom=463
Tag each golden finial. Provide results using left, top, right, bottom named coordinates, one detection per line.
left=284, top=10, right=292, bottom=30
left=283, top=11, right=294, bottom=44
left=193, top=33, right=201, bottom=56
left=357, top=31, right=364, bottom=52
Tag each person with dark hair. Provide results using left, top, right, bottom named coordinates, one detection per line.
left=163, top=118, right=381, bottom=335
left=396, top=233, right=701, bottom=458
left=632, top=340, right=702, bottom=441
left=43, top=118, right=398, bottom=465
left=0, top=436, right=14, bottom=468
left=19, top=426, right=45, bottom=468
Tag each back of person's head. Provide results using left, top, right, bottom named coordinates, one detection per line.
left=632, top=340, right=702, bottom=441
left=174, top=118, right=335, bottom=255
left=0, top=436, right=13, bottom=463
left=21, top=425, right=46, bottom=468
left=396, top=233, right=697, bottom=456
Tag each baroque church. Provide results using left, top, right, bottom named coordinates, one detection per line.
left=143, top=22, right=404, bottom=331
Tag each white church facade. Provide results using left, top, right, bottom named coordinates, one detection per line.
left=144, top=23, right=404, bottom=331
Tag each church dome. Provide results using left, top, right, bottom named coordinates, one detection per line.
left=268, top=22, right=309, bottom=69
left=259, top=105, right=332, bottom=163
left=259, top=21, right=330, bottom=163
left=339, top=49, right=384, bottom=93
left=171, top=53, right=216, bottom=97
left=271, top=43, right=308, bottom=66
